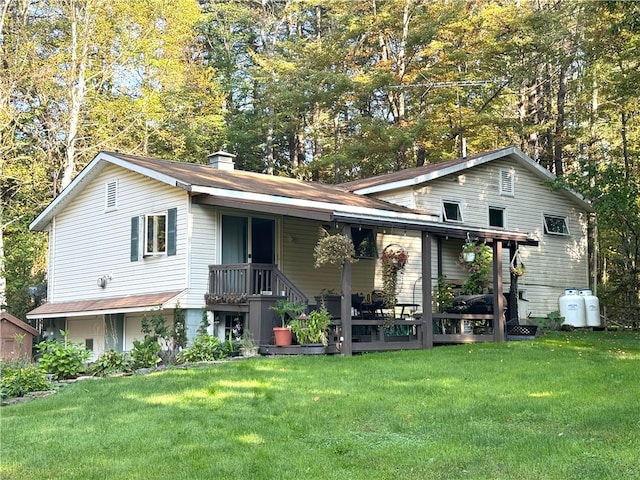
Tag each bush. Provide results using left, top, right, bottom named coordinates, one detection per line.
left=177, top=334, right=226, bottom=363
left=0, top=363, right=52, bottom=399
left=37, top=333, right=90, bottom=380
left=130, top=338, right=161, bottom=369
left=88, top=350, right=132, bottom=376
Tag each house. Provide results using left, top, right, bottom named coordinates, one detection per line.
left=26, top=146, right=588, bottom=357
left=0, top=310, right=40, bottom=361
left=341, top=145, right=595, bottom=319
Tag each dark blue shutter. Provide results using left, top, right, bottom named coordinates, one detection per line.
left=167, top=208, right=177, bottom=256
left=130, top=216, right=139, bottom=262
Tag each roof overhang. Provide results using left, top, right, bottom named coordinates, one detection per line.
left=195, top=191, right=537, bottom=245
left=191, top=185, right=440, bottom=223
left=30, top=152, right=190, bottom=232
left=332, top=211, right=539, bottom=245
left=26, top=291, right=185, bottom=319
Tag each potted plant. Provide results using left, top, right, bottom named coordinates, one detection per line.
left=269, top=299, right=307, bottom=346
left=239, top=331, right=259, bottom=357
left=289, top=307, right=332, bottom=353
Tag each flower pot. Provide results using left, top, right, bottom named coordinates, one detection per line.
left=273, top=327, right=293, bottom=346
left=463, top=252, right=475, bottom=262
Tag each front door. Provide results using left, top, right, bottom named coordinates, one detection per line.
left=222, top=215, right=275, bottom=265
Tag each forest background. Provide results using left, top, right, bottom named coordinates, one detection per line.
left=1, top=0, right=639, bottom=322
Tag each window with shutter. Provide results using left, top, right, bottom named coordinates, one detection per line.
left=499, top=169, right=515, bottom=196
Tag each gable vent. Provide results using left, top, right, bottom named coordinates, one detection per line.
left=499, top=169, right=514, bottom=196
left=105, top=180, right=118, bottom=211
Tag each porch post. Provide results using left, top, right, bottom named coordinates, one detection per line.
left=421, top=231, right=433, bottom=348
left=341, top=225, right=353, bottom=356
left=492, top=240, right=505, bottom=342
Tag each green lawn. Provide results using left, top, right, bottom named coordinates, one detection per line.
left=1, top=330, right=639, bottom=480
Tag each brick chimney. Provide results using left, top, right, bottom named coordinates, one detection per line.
left=207, top=151, right=236, bottom=171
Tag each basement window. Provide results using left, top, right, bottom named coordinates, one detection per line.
left=543, top=214, right=569, bottom=235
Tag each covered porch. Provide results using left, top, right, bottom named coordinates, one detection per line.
left=206, top=222, right=538, bottom=355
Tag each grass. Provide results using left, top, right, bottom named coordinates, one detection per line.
left=1, top=330, right=639, bottom=479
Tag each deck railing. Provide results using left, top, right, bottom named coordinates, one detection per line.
left=208, top=263, right=308, bottom=305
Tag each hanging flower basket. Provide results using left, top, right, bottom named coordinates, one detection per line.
left=510, top=249, right=525, bottom=277
left=380, top=244, right=408, bottom=270
left=313, top=233, right=357, bottom=268
left=380, top=244, right=408, bottom=306
left=458, top=241, right=492, bottom=295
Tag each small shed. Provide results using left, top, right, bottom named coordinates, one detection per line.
left=0, top=311, right=40, bottom=361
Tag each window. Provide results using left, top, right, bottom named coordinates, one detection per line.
left=543, top=214, right=569, bottom=235
left=131, top=208, right=176, bottom=261
left=105, top=180, right=118, bottom=211
left=145, top=213, right=167, bottom=255
left=351, top=227, right=377, bottom=258
left=499, top=169, right=515, bottom=196
left=489, top=207, right=505, bottom=228
left=442, top=200, right=462, bottom=222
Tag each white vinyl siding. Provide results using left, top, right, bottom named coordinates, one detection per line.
left=376, top=157, right=589, bottom=318
left=49, top=165, right=189, bottom=303
left=185, top=203, right=218, bottom=308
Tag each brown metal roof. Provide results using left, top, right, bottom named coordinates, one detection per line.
left=27, top=291, right=183, bottom=319
left=107, top=152, right=418, bottom=214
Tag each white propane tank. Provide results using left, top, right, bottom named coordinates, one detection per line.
left=579, top=289, right=600, bottom=327
left=559, top=288, right=586, bottom=327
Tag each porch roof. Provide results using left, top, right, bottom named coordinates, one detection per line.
left=26, top=291, right=184, bottom=319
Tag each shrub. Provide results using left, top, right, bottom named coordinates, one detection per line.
left=37, top=332, right=90, bottom=380
left=177, top=334, right=225, bottom=363
left=0, top=363, right=52, bottom=399
left=130, top=338, right=161, bottom=369
left=88, top=350, right=132, bottom=376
